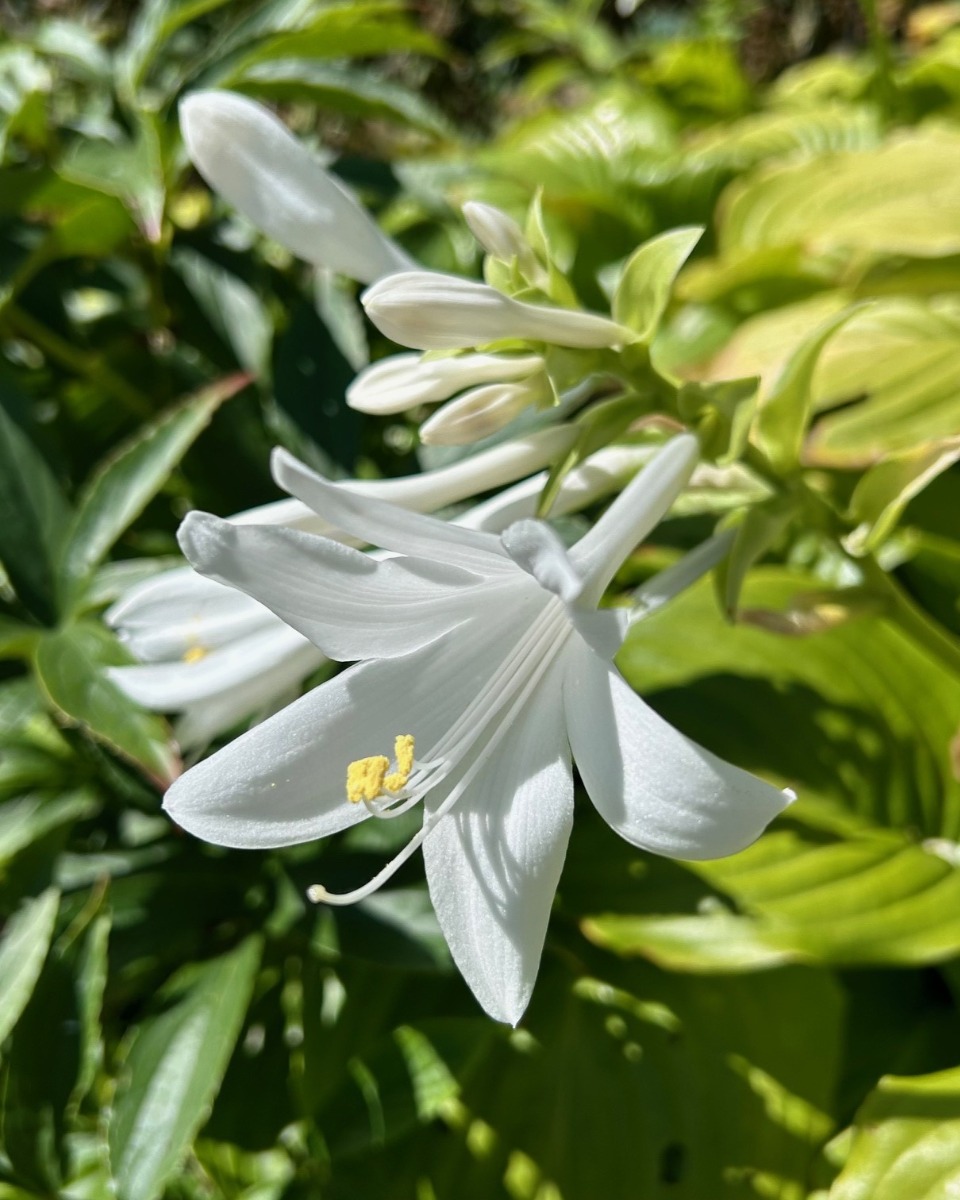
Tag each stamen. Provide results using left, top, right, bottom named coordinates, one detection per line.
left=309, top=609, right=572, bottom=906
left=384, top=734, right=415, bottom=792
left=182, top=645, right=207, bottom=664
left=346, top=755, right=389, bottom=803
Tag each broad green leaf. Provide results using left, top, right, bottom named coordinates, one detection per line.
left=0, top=887, right=59, bottom=1046
left=0, top=792, right=98, bottom=871
left=845, top=437, right=960, bottom=556
left=58, top=375, right=246, bottom=603
left=752, top=304, right=864, bottom=475
left=613, top=227, right=703, bottom=341
left=0, top=390, right=71, bottom=626
left=719, top=127, right=960, bottom=261
left=622, top=570, right=960, bottom=837
left=34, top=622, right=178, bottom=786
left=108, top=936, right=262, bottom=1200
left=829, top=1066, right=960, bottom=1199
left=236, top=61, right=452, bottom=136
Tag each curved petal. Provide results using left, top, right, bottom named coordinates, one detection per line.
left=422, top=660, right=573, bottom=1025
left=570, top=434, right=699, bottom=605
left=564, top=638, right=791, bottom=860
left=180, top=91, right=411, bottom=283
left=164, top=597, right=541, bottom=849
left=501, top=519, right=583, bottom=603
left=107, top=567, right=272, bottom=661
left=178, top=513, right=492, bottom=660
left=271, top=448, right=514, bottom=576
left=110, top=621, right=319, bottom=710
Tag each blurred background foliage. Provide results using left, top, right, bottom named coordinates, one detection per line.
left=2, top=0, right=960, bottom=1196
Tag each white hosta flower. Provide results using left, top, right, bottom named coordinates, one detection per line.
left=109, top=428, right=574, bottom=745
left=419, top=376, right=549, bottom=446
left=180, top=90, right=413, bottom=284
left=362, top=270, right=634, bottom=351
left=347, top=351, right=544, bottom=416
left=164, top=434, right=791, bottom=1024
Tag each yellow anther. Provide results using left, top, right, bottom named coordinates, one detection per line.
left=346, top=735, right=415, bottom=803
left=182, top=645, right=208, bottom=664
left=385, top=734, right=415, bottom=793
left=346, top=756, right=389, bottom=803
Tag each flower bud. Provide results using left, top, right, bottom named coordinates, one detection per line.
left=361, top=270, right=634, bottom=351
left=346, top=350, right=544, bottom=415
left=180, top=90, right=412, bottom=283
left=462, top=201, right=534, bottom=265
left=419, top=376, right=548, bottom=446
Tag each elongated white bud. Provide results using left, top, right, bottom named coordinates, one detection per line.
left=419, top=377, right=547, bottom=446
left=362, top=270, right=634, bottom=351
left=346, top=350, right=544, bottom=415
left=462, top=201, right=534, bottom=265
left=180, top=90, right=413, bottom=284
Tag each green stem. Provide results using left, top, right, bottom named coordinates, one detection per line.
left=4, top=304, right=152, bottom=419
left=858, top=0, right=897, bottom=119
left=861, top=556, right=960, bottom=677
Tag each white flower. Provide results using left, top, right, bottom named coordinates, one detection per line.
left=362, top=270, right=634, bottom=351
left=347, top=351, right=544, bottom=416
left=163, top=434, right=791, bottom=1024
left=180, top=90, right=413, bottom=284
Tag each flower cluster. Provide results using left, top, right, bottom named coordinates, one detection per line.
left=114, top=90, right=794, bottom=1024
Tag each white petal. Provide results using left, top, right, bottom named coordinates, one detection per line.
left=180, top=90, right=411, bottom=283
left=570, top=434, right=699, bottom=605
left=564, top=639, right=791, bottom=859
left=107, top=567, right=271, bottom=661
left=164, top=599, right=538, bottom=849
left=423, top=660, right=573, bottom=1025
left=362, top=270, right=633, bottom=351
left=271, top=448, right=515, bottom=576
left=347, top=351, right=543, bottom=415
left=501, top=519, right=583, bottom=603
left=110, top=621, right=320, bottom=709
left=462, top=201, right=532, bottom=263
left=178, top=513, right=491, bottom=660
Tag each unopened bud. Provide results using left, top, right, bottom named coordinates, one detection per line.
left=419, top=375, right=548, bottom=446
left=346, top=350, right=544, bottom=415
left=361, top=270, right=634, bottom=351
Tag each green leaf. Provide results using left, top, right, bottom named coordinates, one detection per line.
left=0, top=389, right=72, bottom=626
left=719, top=127, right=960, bottom=262
left=58, top=375, right=246, bottom=605
left=117, top=0, right=235, bottom=98
left=752, top=304, right=865, bottom=475
left=172, top=251, right=272, bottom=377
left=829, top=1066, right=960, bottom=1199
left=0, top=792, right=97, bottom=873
left=108, top=936, right=262, bottom=1200
left=0, top=887, right=59, bottom=1046
left=235, top=61, right=452, bottom=137
left=676, top=376, right=758, bottom=463
left=845, top=437, right=960, bottom=556
left=613, top=227, right=702, bottom=341
left=714, top=497, right=795, bottom=619
left=34, top=622, right=178, bottom=786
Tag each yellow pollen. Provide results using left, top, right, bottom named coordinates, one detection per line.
left=345, top=735, right=415, bottom=803
left=182, top=645, right=208, bottom=664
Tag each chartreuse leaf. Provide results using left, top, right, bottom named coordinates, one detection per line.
left=719, top=127, right=960, bottom=261
left=58, top=374, right=247, bottom=609
left=598, top=570, right=960, bottom=972
left=0, top=887, right=59, bottom=1046
left=844, top=437, right=960, bottom=556
left=0, top=388, right=71, bottom=626
left=829, top=1066, right=960, bottom=1199
left=752, top=304, right=864, bottom=475
left=34, top=622, right=178, bottom=786
left=613, top=227, right=702, bottom=341
left=108, top=936, right=262, bottom=1200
